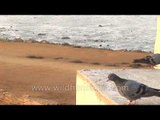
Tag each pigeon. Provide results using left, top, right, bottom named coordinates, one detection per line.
left=133, top=54, right=160, bottom=65
left=107, top=73, right=160, bottom=105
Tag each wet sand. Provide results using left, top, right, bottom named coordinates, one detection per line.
left=0, top=40, right=152, bottom=104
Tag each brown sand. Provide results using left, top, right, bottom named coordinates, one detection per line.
left=0, top=41, right=152, bottom=105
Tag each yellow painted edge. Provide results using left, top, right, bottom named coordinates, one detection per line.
left=154, top=16, right=160, bottom=69
left=154, top=16, right=160, bottom=54
left=76, top=70, right=118, bottom=105
left=154, top=65, right=160, bottom=69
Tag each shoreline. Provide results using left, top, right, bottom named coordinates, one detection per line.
left=0, top=40, right=153, bottom=104
left=0, top=38, right=152, bottom=53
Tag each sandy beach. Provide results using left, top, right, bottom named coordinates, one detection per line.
left=0, top=40, right=152, bottom=105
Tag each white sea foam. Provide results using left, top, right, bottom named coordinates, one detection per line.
left=0, top=15, right=157, bottom=52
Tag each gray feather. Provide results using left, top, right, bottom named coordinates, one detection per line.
left=133, top=54, right=160, bottom=65
left=108, top=73, right=160, bottom=102
left=151, top=54, right=160, bottom=65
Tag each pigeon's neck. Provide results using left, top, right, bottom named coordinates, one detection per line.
left=113, top=77, right=126, bottom=86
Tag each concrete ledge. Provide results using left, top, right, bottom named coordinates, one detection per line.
left=76, top=70, right=116, bottom=105
left=76, top=69, right=160, bottom=105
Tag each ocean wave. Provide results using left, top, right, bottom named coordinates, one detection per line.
left=0, top=15, right=157, bottom=52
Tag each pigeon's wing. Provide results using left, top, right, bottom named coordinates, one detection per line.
left=141, top=86, right=160, bottom=97
left=121, top=80, right=147, bottom=101
left=151, top=54, right=160, bottom=65
left=122, top=80, right=160, bottom=101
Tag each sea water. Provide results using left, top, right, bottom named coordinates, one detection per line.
left=0, top=15, right=157, bottom=52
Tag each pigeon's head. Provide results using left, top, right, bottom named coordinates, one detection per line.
left=107, top=73, right=120, bottom=81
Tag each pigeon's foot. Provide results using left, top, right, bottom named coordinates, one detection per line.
left=127, top=100, right=137, bottom=105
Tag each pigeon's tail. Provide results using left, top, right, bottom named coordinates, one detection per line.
left=154, top=91, right=160, bottom=97
left=145, top=87, right=160, bottom=97
left=133, top=56, right=155, bottom=65
left=152, top=88, right=160, bottom=97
